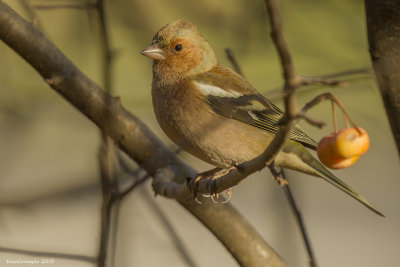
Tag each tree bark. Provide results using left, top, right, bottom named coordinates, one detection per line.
left=365, top=0, right=400, bottom=156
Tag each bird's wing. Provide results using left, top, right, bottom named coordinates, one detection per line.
left=192, top=65, right=318, bottom=150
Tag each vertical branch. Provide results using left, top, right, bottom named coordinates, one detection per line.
left=98, top=144, right=116, bottom=267
left=365, top=0, right=400, bottom=156
left=139, top=189, right=198, bottom=267
left=281, top=169, right=318, bottom=267
left=95, top=0, right=117, bottom=266
left=264, top=0, right=297, bottom=86
left=115, top=154, right=197, bottom=267
left=264, top=1, right=318, bottom=266
left=96, top=0, right=113, bottom=94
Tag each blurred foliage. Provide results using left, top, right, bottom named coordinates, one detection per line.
left=1, top=0, right=371, bottom=112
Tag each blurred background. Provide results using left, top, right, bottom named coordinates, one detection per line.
left=0, top=0, right=399, bottom=266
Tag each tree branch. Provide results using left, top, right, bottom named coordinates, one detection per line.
left=279, top=170, right=318, bottom=267
left=95, top=0, right=119, bottom=266
left=225, top=48, right=243, bottom=75
left=365, top=0, right=400, bottom=156
left=264, top=67, right=370, bottom=99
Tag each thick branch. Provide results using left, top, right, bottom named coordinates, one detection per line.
left=0, top=1, right=285, bottom=266
left=365, top=0, right=400, bottom=156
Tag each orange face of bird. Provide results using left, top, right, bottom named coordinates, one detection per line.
left=141, top=20, right=217, bottom=77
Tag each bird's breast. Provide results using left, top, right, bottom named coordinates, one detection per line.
left=152, top=82, right=276, bottom=168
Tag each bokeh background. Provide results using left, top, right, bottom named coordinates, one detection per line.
left=0, top=0, right=399, bottom=266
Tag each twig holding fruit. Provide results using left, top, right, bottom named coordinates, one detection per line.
left=301, top=93, right=371, bottom=169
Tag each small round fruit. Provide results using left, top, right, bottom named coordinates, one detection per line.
left=317, top=133, right=360, bottom=169
left=334, top=127, right=370, bottom=158
left=328, top=154, right=360, bottom=169
left=317, top=134, right=335, bottom=167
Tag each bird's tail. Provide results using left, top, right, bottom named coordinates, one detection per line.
left=280, top=140, right=384, bottom=217
left=303, top=150, right=384, bottom=217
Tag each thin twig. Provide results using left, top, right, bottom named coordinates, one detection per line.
left=114, top=150, right=196, bottom=266
left=264, top=67, right=371, bottom=99
left=268, top=165, right=318, bottom=267
left=225, top=48, right=243, bottom=75
left=280, top=169, right=318, bottom=267
left=117, top=174, right=151, bottom=200
left=332, top=101, right=337, bottom=132
left=294, top=113, right=325, bottom=128
left=300, top=92, right=360, bottom=132
left=322, top=66, right=372, bottom=79
left=139, top=189, right=198, bottom=267
left=300, top=75, right=348, bottom=87
left=98, top=141, right=116, bottom=267
left=96, top=0, right=117, bottom=266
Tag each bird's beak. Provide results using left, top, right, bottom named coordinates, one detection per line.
left=141, top=44, right=165, bottom=60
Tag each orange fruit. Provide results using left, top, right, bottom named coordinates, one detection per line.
left=334, top=127, right=370, bottom=158
left=317, top=132, right=361, bottom=169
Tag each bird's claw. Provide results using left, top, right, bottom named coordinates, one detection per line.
left=187, top=167, right=234, bottom=203
left=187, top=171, right=211, bottom=203
left=210, top=187, right=232, bottom=203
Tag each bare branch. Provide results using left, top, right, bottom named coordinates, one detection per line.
left=365, top=0, right=400, bottom=156
left=299, top=75, right=348, bottom=87
left=295, top=112, right=325, bottom=128
left=95, top=0, right=119, bottom=265
left=279, top=169, right=318, bottom=267
left=224, top=48, right=243, bottom=75
left=264, top=67, right=370, bottom=99
left=98, top=140, right=117, bottom=267
left=264, top=0, right=297, bottom=84
left=118, top=174, right=150, bottom=200
left=139, top=189, right=198, bottom=267
left=301, top=92, right=360, bottom=131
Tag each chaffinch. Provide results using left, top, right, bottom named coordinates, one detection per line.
left=141, top=20, right=382, bottom=216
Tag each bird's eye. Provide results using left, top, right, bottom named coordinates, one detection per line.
left=174, top=44, right=183, bottom=52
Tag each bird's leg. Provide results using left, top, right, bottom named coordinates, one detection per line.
left=187, top=167, right=222, bottom=203
left=207, top=166, right=236, bottom=203
left=187, top=165, right=236, bottom=203
left=267, top=161, right=288, bottom=186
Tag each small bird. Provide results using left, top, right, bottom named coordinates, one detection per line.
left=141, top=20, right=383, bottom=216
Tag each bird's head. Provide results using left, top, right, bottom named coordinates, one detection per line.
left=141, top=20, right=217, bottom=81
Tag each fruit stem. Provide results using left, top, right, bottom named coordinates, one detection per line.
left=300, top=92, right=362, bottom=135
left=331, top=101, right=338, bottom=133
left=344, top=113, right=350, bottom=128
left=329, top=95, right=362, bottom=135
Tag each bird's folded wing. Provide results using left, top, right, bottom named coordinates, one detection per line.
left=192, top=66, right=318, bottom=150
